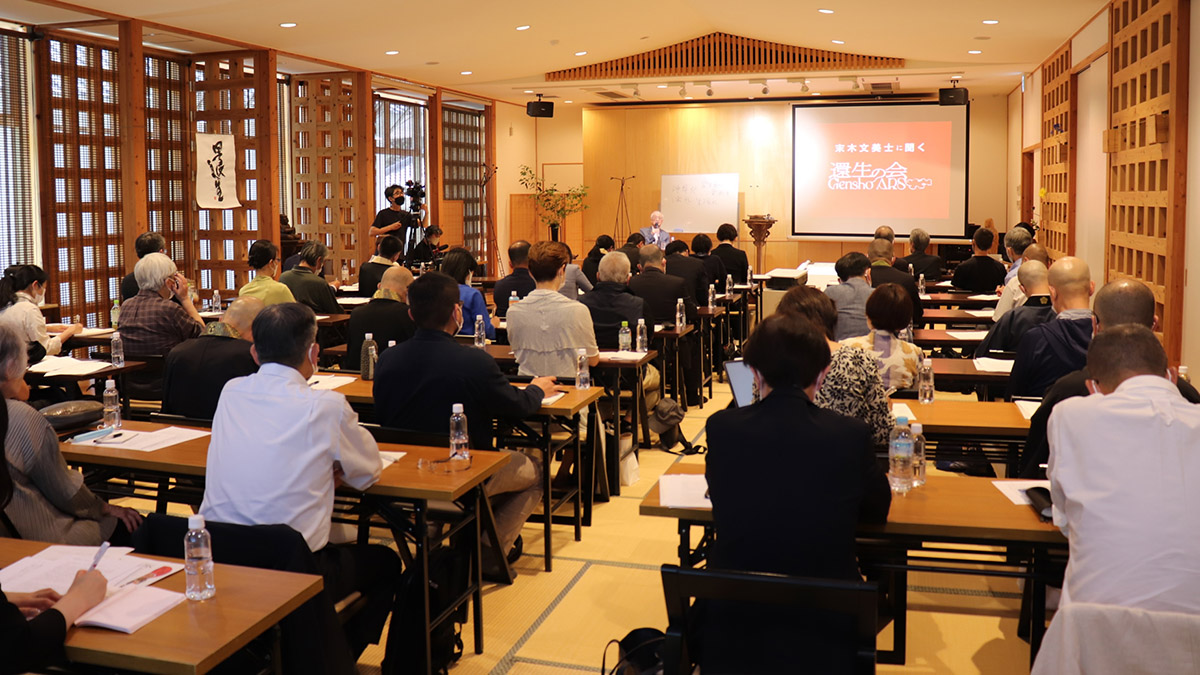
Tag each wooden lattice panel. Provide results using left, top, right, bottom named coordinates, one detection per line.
left=144, top=54, right=192, bottom=275
left=1108, top=0, right=1188, bottom=362
left=443, top=107, right=489, bottom=267
left=546, top=32, right=904, bottom=81
left=1040, top=45, right=1072, bottom=259
left=35, top=35, right=125, bottom=327
left=292, top=73, right=363, bottom=280
left=190, top=52, right=278, bottom=295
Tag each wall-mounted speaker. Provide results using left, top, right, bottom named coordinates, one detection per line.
left=526, top=101, right=555, bottom=118
left=938, top=87, right=968, bottom=106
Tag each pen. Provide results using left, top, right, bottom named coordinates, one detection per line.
left=87, top=542, right=111, bottom=571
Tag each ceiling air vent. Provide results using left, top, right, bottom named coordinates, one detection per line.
left=596, top=90, right=631, bottom=100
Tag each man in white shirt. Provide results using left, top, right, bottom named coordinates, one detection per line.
left=506, top=240, right=600, bottom=379
left=200, top=302, right=401, bottom=662
left=1048, top=324, right=1200, bottom=613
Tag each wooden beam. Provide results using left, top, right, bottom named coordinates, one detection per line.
left=428, top=88, right=443, bottom=230
left=353, top=70, right=376, bottom=270
left=117, top=20, right=148, bottom=264
left=255, top=49, right=280, bottom=246
left=36, top=18, right=116, bottom=29
left=1165, top=0, right=1189, bottom=365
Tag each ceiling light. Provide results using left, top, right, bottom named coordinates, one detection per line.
left=564, top=100, right=573, bottom=103
left=818, top=8, right=834, bottom=13
left=968, top=50, right=982, bottom=54
left=657, top=84, right=668, bottom=89
left=801, top=83, right=810, bottom=93
left=524, top=90, right=534, bottom=93
left=852, top=81, right=861, bottom=90
left=762, top=85, right=769, bottom=95
left=684, top=96, right=694, bottom=100
left=950, top=75, right=963, bottom=81
left=706, top=87, right=714, bottom=96
left=516, top=25, right=531, bottom=30
left=982, top=19, right=999, bottom=25
left=812, top=92, right=821, bottom=96
left=832, top=39, right=845, bottom=45
left=385, top=51, right=399, bottom=55
left=575, top=51, right=588, bottom=56
left=279, top=22, right=297, bottom=28
left=460, top=71, right=473, bottom=75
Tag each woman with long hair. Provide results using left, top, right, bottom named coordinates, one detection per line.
left=0, top=265, right=82, bottom=357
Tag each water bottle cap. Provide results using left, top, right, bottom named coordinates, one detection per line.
left=452, top=403, right=463, bottom=414
left=911, top=423, right=923, bottom=434
left=364, top=332, right=373, bottom=340
left=105, top=379, right=115, bottom=388
left=112, top=331, right=120, bottom=338
left=638, top=318, right=645, bottom=324
left=896, top=416, right=908, bottom=425
left=188, top=514, right=205, bottom=530
left=621, top=321, right=628, bottom=326
left=477, top=314, right=483, bottom=320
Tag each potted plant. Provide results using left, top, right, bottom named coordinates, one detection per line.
left=518, top=165, right=588, bottom=242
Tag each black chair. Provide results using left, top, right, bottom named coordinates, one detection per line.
left=362, top=423, right=450, bottom=448
left=660, top=564, right=878, bottom=675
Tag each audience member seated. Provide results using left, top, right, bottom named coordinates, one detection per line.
left=873, top=225, right=895, bottom=242
left=952, top=228, right=1007, bottom=293
left=557, top=244, right=593, bottom=300
left=893, top=227, right=944, bottom=281
left=841, top=283, right=922, bottom=390
left=1000, top=226, right=1034, bottom=286
left=356, top=234, right=402, bottom=298
left=441, top=247, right=495, bottom=340
left=616, top=233, right=644, bottom=273
left=343, top=266, right=416, bottom=370
left=581, top=235, right=614, bottom=285
left=1010, top=257, right=1095, bottom=398
left=867, top=237, right=923, bottom=327
left=279, top=242, right=343, bottom=315
left=120, top=231, right=167, bottom=302
left=120, top=253, right=205, bottom=398
left=373, top=272, right=551, bottom=561
left=507, top=241, right=599, bottom=378
left=0, top=265, right=81, bottom=358
left=974, top=260, right=1055, bottom=357
left=492, top=241, right=535, bottom=317
left=0, top=325, right=142, bottom=545
left=1048, top=324, right=1200, bottom=613
left=404, top=225, right=442, bottom=267
left=702, top=314, right=891, bottom=673
left=630, top=245, right=701, bottom=405
left=777, top=286, right=892, bottom=447
left=664, top=239, right=708, bottom=304
left=691, top=234, right=729, bottom=293
left=993, top=243, right=1051, bottom=321
left=1021, top=279, right=1200, bottom=478
left=162, top=297, right=264, bottom=420
left=238, top=239, right=296, bottom=306
left=712, top=223, right=750, bottom=284
left=823, top=252, right=873, bottom=341
left=200, top=303, right=401, bottom=663
left=580, top=251, right=655, bottom=349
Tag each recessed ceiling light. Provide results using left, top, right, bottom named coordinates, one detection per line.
left=950, top=75, right=963, bottom=80
left=524, top=90, right=534, bottom=93
left=818, top=8, right=834, bottom=13
left=460, top=70, right=473, bottom=75
left=968, top=50, right=982, bottom=54
left=657, top=84, right=668, bottom=89
left=516, top=25, right=530, bottom=31
left=812, top=92, right=821, bottom=96
left=385, top=50, right=399, bottom=55
left=684, top=96, right=694, bottom=99
left=831, top=39, right=845, bottom=45
left=564, top=100, right=573, bottom=103
left=575, top=51, right=588, bottom=56
left=279, top=22, right=297, bottom=28
left=982, top=19, right=999, bottom=25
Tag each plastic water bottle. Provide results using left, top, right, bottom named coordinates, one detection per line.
left=636, top=318, right=649, bottom=352
left=110, top=331, right=124, bottom=367
left=102, top=379, right=121, bottom=429
left=449, top=403, right=469, bottom=461
left=911, top=422, right=927, bottom=487
left=340, top=262, right=350, bottom=283
left=360, top=332, right=378, bottom=380
left=908, top=263, right=915, bottom=277
left=748, top=264, right=754, bottom=280
left=110, top=299, right=119, bottom=329
left=1180, top=365, right=1191, bottom=383
left=918, top=358, right=935, bottom=404
left=474, top=315, right=486, bottom=348
left=618, top=321, right=632, bottom=351
left=184, top=514, right=216, bottom=601
left=212, top=288, right=221, bottom=312
left=576, top=348, right=591, bottom=390
left=888, top=417, right=915, bottom=495
left=918, top=273, right=926, bottom=295
left=726, top=273, right=734, bottom=293
left=708, top=284, right=716, bottom=310
left=509, top=290, right=519, bottom=310
left=675, top=297, right=685, bottom=328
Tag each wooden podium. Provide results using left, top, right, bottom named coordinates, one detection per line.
left=743, top=214, right=776, bottom=272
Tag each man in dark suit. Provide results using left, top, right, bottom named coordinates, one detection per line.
left=630, top=245, right=701, bottom=405
left=974, top=260, right=1056, bottom=357
left=711, top=223, right=750, bottom=283
left=952, top=228, right=1007, bottom=293
left=703, top=314, right=891, bottom=672
left=161, top=297, right=264, bottom=419
left=665, top=240, right=708, bottom=304
left=356, top=235, right=401, bottom=298
left=867, top=237, right=923, bottom=328
left=343, top=266, right=416, bottom=369
left=894, top=227, right=944, bottom=281
left=492, top=240, right=536, bottom=317
left=373, top=272, right=553, bottom=557
left=690, top=233, right=728, bottom=293
left=579, top=251, right=654, bottom=349
left=1010, top=257, right=1095, bottom=398
left=616, top=233, right=644, bottom=273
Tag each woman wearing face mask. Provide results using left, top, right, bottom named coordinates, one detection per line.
left=239, top=240, right=296, bottom=306
left=0, top=265, right=81, bottom=359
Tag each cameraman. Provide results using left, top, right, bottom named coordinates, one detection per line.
left=368, top=185, right=414, bottom=238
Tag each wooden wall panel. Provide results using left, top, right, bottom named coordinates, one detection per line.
left=1040, top=44, right=1073, bottom=259
left=1107, top=0, right=1188, bottom=362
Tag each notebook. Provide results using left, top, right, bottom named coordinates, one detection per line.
left=75, top=585, right=185, bottom=634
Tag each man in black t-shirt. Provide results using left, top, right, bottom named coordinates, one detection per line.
left=951, top=228, right=1007, bottom=293
left=368, top=185, right=418, bottom=244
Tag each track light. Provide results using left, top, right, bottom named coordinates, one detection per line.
left=633, top=86, right=640, bottom=97
left=801, top=83, right=809, bottom=93
left=761, top=85, right=769, bottom=95
left=679, top=86, right=687, bottom=97
left=706, top=87, right=714, bottom=96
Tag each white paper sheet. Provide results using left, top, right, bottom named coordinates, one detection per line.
left=601, top=351, right=645, bottom=362
left=75, top=585, right=185, bottom=633
left=891, top=402, right=917, bottom=422
left=967, top=294, right=1001, bottom=301
left=659, top=474, right=712, bottom=509
left=340, top=284, right=359, bottom=292
left=72, top=427, right=210, bottom=452
left=379, top=451, right=407, bottom=466
left=965, top=309, right=995, bottom=318
left=314, top=315, right=330, bottom=321
left=338, top=297, right=370, bottom=306
left=0, top=546, right=181, bottom=595
left=992, top=479, right=1051, bottom=506
left=946, top=330, right=990, bottom=340
left=308, top=374, right=356, bottom=391
left=198, top=311, right=223, bottom=319
left=654, top=324, right=665, bottom=333
left=542, top=391, right=566, bottom=405
left=28, top=356, right=112, bottom=376
left=918, top=294, right=932, bottom=300
left=972, top=358, right=1015, bottom=373
left=1015, top=400, right=1040, bottom=420
left=76, top=327, right=115, bottom=337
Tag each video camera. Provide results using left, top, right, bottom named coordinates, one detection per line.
left=404, top=180, right=426, bottom=215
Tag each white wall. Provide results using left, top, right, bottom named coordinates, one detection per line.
left=968, top=94, right=1009, bottom=229
left=1074, top=54, right=1109, bottom=277
left=1007, top=88, right=1023, bottom=227
left=494, top=102, right=536, bottom=256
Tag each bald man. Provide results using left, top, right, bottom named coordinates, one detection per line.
left=1020, top=278, right=1200, bottom=477
left=343, top=265, right=416, bottom=369
left=993, top=243, right=1051, bottom=321
left=162, top=296, right=266, bottom=419
left=1010, top=257, right=1096, bottom=397
left=640, top=210, right=672, bottom=250
left=974, top=260, right=1056, bottom=357
left=874, top=225, right=895, bottom=243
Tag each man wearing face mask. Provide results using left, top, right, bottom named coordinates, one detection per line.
left=700, top=313, right=891, bottom=672
left=367, top=185, right=416, bottom=240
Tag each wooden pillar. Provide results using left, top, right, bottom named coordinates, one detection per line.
left=353, top=71, right=377, bottom=269
left=254, top=49, right=280, bottom=245
left=428, top=88, right=443, bottom=228
left=484, top=102, right=498, bottom=274
left=117, top=20, right=147, bottom=258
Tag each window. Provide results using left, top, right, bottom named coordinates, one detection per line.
left=442, top=106, right=487, bottom=261
left=374, top=96, right=428, bottom=213
left=144, top=54, right=191, bottom=273
left=0, top=33, right=35, bottom=269
left=277, top=76, right=292, bottom=224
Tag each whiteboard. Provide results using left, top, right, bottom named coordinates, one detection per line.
left=659, top=173, right=739, bottom=233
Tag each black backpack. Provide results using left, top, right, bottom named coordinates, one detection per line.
left=390, top=545, right=469, bottom=675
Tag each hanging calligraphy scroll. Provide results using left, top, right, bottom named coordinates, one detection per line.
left=195, top=132, right=241, bottom=208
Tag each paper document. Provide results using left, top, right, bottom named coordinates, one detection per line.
left=967, top=294, right=1001, bottom=301
left=498, top=321, right=507, bottom=330
left=0, top=546, right=181, bottom=595
left=76, top=585, right=185, bottom=633
left=659, top=474, right=712, bottom=508
left=602, top=350, right=645, bottom=362
left=379, top=451, right=407, bottom=466
left=946, top=330, right=989, bottom=340
left=338, top=297, right=370, bottom=306
left=1014, top=400, right=1040, bottom=420
left=654, top=324, right=664, bottom=333
left=918, top=294, right=932, bottom=301
left=198, top=311, right=223, bottom=319
left=340, top=283, right=359, bottom=292
left=308, top=374, right=356, bottom=391
left=72, top=427, right=210, bottom=452
left=891, top=402, right=917, bottom=422
left=992, top=479, right=1051, bottom=506
left=76, top=327, right=115, bottom=337
left=542, top=392, right=566, bottom=405
left=965, top=309, right=995, bottom=318
left=972, top=358, right=1015, bottom=373
left=28, top=356, right=112, bottom=377
left=314, top=315, right=330, bottom=321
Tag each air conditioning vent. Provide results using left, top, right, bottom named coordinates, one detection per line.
left=596, top=90, right=631, bottom=100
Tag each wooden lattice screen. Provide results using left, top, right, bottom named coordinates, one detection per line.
left=144, top=54, right=192, bottom=275
left=1107, top=0, right=1188, bottom=362
left=291, top=72, right=373, bottom=281
left=190, top=51, right=279, bottom=296
left=1040, top=45, right=1072, bottom=259
left=35, top=35, right=125, bottom=327
left=443, top=106, right=490, bottom=269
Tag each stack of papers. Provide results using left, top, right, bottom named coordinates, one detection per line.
left=542, top=391, right=566, bottom=405
left=992, top=479, right=1051, bottom=506
left=379, top=451, right=407, bottom=466
left=338, top=297, right=370, bottom=307
left=1015, top=400, right=1040, bottom=419
left=198, top=311, right=223, bottom=319
left=891, top=402, right=918, bottom=422
left=71, top=427, right=211, bottom=452
left=602, top=350, right=645, bottom=362
left=968, top=294, right=1001, bottom=301
left=972, top=358, right=1015, bottom=373
left=659, top=474, right=711, bottom=508
left=28, top=356, right=112, bottom=376
left=340, top=283, right=359, bottom=293
left=308, top=374, right=355, bottom=390
left=965, top=309, right=995, bottom=318
left=946, top=330, right=990, bottom=340
left=76, top=327, right=115, bottom=337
